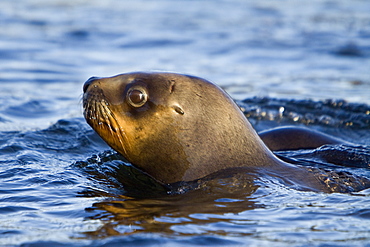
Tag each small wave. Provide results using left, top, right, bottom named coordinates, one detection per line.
left=239, top=97, right=370, bottom=129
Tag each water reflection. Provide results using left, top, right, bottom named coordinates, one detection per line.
left=84, top=186, right=258, bottom=238
left=75, top=152, right=260, bottom=238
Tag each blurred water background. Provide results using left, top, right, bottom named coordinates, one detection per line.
left=0, top=0, right=370, bottom=246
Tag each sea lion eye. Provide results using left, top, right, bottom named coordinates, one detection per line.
left=127, top=88, right=148, bottom=107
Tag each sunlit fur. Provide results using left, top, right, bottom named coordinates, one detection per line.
left=83, top=86, right=130, bottom=158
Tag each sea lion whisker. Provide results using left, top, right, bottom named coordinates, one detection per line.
left=79, top=93, right=84, bottom=106
left=94, top=100, right=102, bottom=123
left=100, top=102, right=130, bottom=157
left=84, top=99, right=95, bottom=121
left=100, top=102, right=117, bottom=133
left=88, top=100, right=95, bottom=119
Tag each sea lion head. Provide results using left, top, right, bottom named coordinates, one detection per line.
left=83, top=72, right=271, bottom=184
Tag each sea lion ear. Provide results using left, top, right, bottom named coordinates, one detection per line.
left=172, top=105, right=184, bottom=115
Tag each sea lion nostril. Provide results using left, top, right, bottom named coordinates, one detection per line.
left=83, top=76, right=99, bottom=93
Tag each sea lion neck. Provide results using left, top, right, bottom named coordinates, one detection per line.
left=176, top=109, right=286, bottom=183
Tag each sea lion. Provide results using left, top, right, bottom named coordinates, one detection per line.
left=82, top=72, right=345, bottom=192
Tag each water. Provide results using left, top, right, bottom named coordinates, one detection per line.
left=1, top=0, right=370, bottom=246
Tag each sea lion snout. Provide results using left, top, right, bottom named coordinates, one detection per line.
left=83, top=76, right=100, bottom=93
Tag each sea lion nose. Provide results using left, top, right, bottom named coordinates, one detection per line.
left=83, top=76, right=99, bottom=93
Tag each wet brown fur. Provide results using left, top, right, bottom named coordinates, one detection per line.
left=83, top=72, right=342, bottom=192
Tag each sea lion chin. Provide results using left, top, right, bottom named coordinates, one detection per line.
left=82, top=72, right=345, bottom=192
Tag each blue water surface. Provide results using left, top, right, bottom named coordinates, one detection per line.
left=0, top=0, right=370, bottom=246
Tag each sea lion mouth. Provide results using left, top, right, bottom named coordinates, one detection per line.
left=83, top=87, right=129, bottom=158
